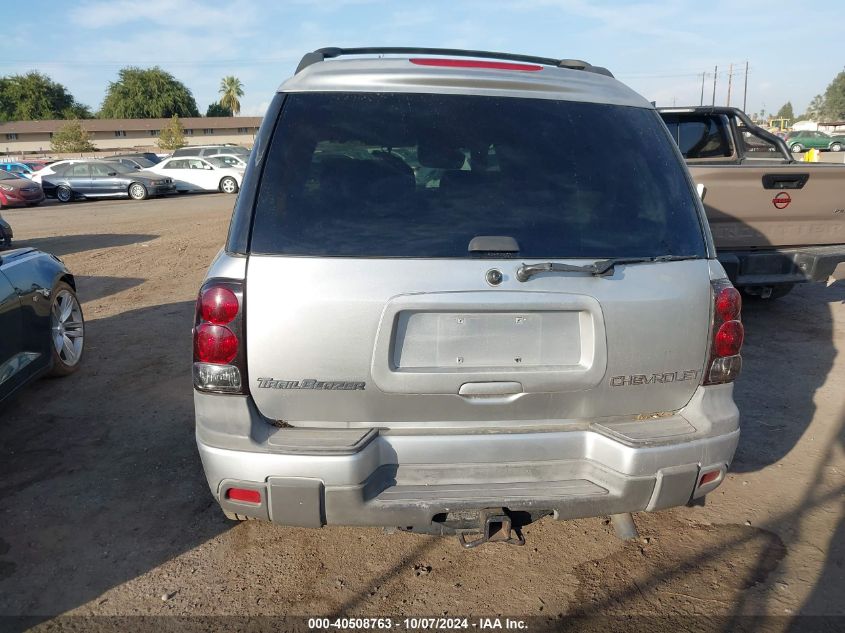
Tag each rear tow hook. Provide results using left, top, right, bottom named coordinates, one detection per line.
left=457, top=508, right=526, bottom=549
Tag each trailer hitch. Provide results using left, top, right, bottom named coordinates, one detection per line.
left=457, top=508, right=526, bottom=548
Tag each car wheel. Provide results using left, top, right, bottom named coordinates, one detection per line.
left=56, top=186, right=73, bottom=203
left=220, top=177, right=238, bottom=194
left=128, top=182, right=148, bottom=200
left=48, top=282, right=85, bottom=377
left=831, top=142, right=842, bottom=152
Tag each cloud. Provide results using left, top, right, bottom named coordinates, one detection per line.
left=504, top=0, right=706, bottom=43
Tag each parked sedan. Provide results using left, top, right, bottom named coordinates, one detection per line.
left=0, top=172, right=45, bottom=208
left=113, top=152, right=163, bottom=165
left=109, top=156, right=157, bottom=170
left=148, top=156, right=243, bottom=194
left=30, top=159, right=89, bottom=185
left=785, top=130, right=845, bottom=152
left=172, top=144, right=249, bottom=158
left=1, top=248, right=84, bottom=405
left=215, top=153, right=247, bottom=169
left=41, top=161, right=176, bottom=202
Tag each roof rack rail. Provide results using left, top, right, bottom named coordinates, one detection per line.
left=295, top=47, right=613, bottom=78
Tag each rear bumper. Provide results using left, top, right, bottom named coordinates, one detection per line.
left=718, top=245, right=845, bottom=285
left=195, top=384, right=740, bottom=528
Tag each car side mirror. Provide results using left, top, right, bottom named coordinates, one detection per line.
left=108, top=172, right=117, bottom=177
left=696, top=183, right=706, bottom=200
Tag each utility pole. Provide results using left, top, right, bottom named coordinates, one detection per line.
left=742, top=60, right=749, bottom=112
left=712, top=65, right=717, bottom=105
left=726, top=63, right=733, bottom=106
left=700, top=72, right=706, bottom=106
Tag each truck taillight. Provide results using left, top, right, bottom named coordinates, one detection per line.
left=704, top=280, right=744, bottom=385
left=193, top=279, right=246, bottom=393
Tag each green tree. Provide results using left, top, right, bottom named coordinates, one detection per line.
left=805, top=94, right=825, bottom=121
left=100, top=67, right=199, bottom=119
left=775, top=102, right=794, bottom=121
left=820, top=67, right=845, bottom=121
left=206, top=102, right=233, bottom=117
left=50, top=120, right=95, bottom=153
left=157, top=115, right=186, bottom=150
left=0, top=71, right=91, bottom=122
left=218, top=76, right=244, bottom=116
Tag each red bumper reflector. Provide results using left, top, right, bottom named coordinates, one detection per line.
left=410, top=58, right=543, bottom=72
left=699, top=470, right=720, bottom=487
left=226, top=488, right=261, bottom=504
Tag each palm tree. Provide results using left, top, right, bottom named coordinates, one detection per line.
left=218, top=76, right=244, bottom=116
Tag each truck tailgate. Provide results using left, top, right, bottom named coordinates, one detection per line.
left=690, top=164, right=845, bottom=249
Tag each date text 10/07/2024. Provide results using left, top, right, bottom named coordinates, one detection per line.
left=307, top=617, right=528, bottom=630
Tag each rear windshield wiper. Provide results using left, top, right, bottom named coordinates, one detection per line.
left=516, top=255, right=700, bottom=282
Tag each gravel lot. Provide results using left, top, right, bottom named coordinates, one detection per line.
left=0, top=194, right=842, bottom=630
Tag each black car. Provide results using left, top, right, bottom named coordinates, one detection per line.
left=110, top=156, right=157, bottom=170
left=113, top=152, right=163, bottom=165
left=0, top=248, right=84, bottom=405
left=41, top=160, right=176, bottom=202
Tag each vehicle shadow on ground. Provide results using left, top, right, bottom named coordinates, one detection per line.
left=0, top=300, right=230, bottom=626
left=566, top=282, right=844, bottom=626
left=74, top=275, right=146, bottom=303
left=730, top=283, right=837, bottom=473
left=15, top=233, right=158, bottom=257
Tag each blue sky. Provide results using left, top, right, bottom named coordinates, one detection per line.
left=1, top=0, right=840, bottom=118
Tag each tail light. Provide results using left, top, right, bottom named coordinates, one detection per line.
left=193, top=279, right=246, bottom=393
left=703, top=279, right=744, bottom=385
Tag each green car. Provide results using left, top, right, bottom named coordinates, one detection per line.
left=784, top=130, right=845, bottom=152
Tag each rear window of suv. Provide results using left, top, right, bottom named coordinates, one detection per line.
left=251, top=92, right=706, bottom=258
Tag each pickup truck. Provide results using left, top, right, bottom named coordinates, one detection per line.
left=658, top=106, right=845, bottom=298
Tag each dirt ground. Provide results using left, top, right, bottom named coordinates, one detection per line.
left=0, top=195, right=842, bottom=632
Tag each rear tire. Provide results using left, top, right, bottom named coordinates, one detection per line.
left=219, top=176, right=238, bottom=194
left=48, top=282, right=85, bottom=377
left=831, top=142, right=842, bottom=152
left=128, top=182, right=148, bottom=200
left=56, top=186, right=73, bottom=203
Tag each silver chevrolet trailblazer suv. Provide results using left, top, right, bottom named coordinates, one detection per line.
left=193, top=47, right=743, bottom=546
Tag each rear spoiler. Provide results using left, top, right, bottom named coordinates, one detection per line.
left=295, top=47, right=614, bottom=78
